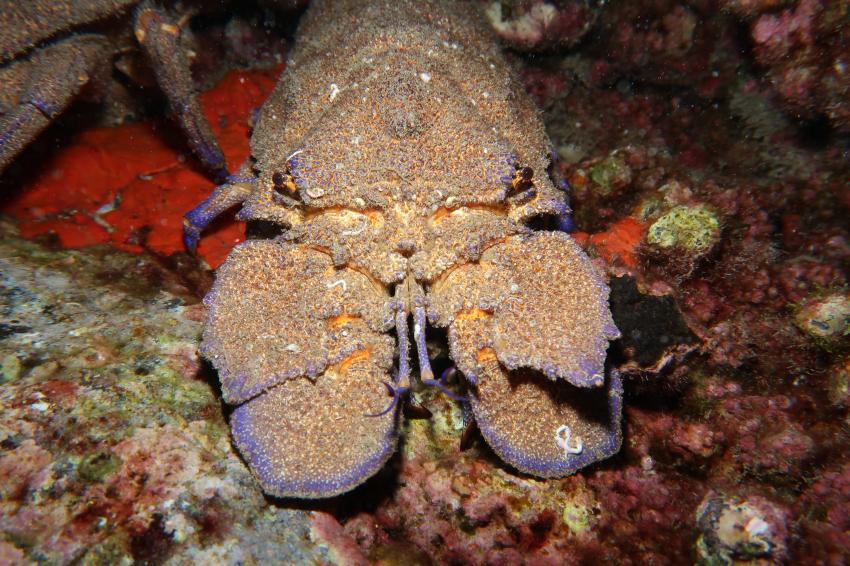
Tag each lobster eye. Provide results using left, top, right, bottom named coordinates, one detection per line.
left=510, top=166, right=535, bottom=195
left=272, top=171, right=286, bottom=188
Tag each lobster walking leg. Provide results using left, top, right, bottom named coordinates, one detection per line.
left=183, top=168, right=256, bottom=253
left=134, top=2, right=228, bottom=181
left=0, top=35, right=108, bottom=171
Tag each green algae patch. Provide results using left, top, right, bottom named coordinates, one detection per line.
left=401, top=390, right=465, bottom=461
left=139, top=365, right=214, bottom=419
left=79, top=535, right=133, bottom=566
left=646, top=204, right=720, bottom=253
left=562, top=501, right=592, bottom=535
left=78, top=450, right=122, bottom=483
left=589, top=154, right=632, bottom=196
left=1, top=353, right=21, bottom=384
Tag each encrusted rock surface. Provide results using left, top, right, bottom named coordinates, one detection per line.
left=0, top=222, right=338, bottom=565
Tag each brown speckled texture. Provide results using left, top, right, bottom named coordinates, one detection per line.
left=0, top=0, right=137, bottom=60
left=201, top=0, right=620, bottom=498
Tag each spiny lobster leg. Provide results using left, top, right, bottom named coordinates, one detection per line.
left=0, top=0, right=138, bottom=61
left=393, top=277, right=434, bottom=384
left=395, top=306, right=412, bottom=389
left=183, top=168, right=255, bottom=253
left=0, top=35, right=109, bottom=172
left=390, top=277, right=467, bottom=405
left=134, top=2, right=228, bottom=182
left=363, top=299, right=415, bottom=419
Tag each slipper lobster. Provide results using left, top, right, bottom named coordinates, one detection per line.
left=187, top=0, right=622, bottom=498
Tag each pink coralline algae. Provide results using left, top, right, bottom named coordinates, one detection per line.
left=749, top=0, right=850, bottom=132
left=586, top=0, right=727, bottom=88
left=794, top=461, right=850, bottom=563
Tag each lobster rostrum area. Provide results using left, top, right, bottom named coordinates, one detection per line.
left=188, top=0, right=622, bottom=498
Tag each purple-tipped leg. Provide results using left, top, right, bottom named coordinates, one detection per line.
left=422, top=366, right=468, bottom=402
left=183, top=173, right=254, bottom=253
left=135, top=4, right=228, bottom=181
left=0, top=35, right=108, bottom=173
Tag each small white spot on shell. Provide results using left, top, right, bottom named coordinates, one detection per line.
left=419, top=72, right=431, bottom=82
left=341, top=216, right=368, bottom=236
left=329, top=83, right=340, bottom=101
left=555, top=424, right=583, bottom=456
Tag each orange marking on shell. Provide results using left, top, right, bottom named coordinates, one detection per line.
left=304, top=206, right=383, bottom=219
left=456, top=308, right=492, bottom=321
left=430, top=204, right=508, bottom=226
left=477, top=347, right=497, bottom=363
left=160, top=23, right=180, bottom=36
left=364, top=211, right=383, bottom=227
left=302, top=244, right=334, bottom=257
left=134, top=11, right=153, bottom=43
left=328, top=314, right=360, bottom=329
left=430, top=206, right=452, bottom=224
left=333, top=349, right=372, bottom=375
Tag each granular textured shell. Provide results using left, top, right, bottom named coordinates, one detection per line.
left=471, top=365, right=623, bottom=477
left=192, top=0, right=622, bottom=498
left=430, top=232, right=619, bottom=388
left=203, top=239, right=393, bottom=404
left=489, top=233, right=620, bottom=386
left=231, top=351, right=398, bottom=498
